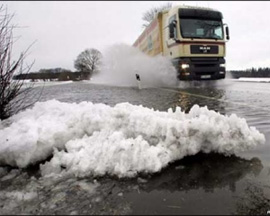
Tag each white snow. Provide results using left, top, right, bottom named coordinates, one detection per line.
left=0, top=100, right=265, bottom=178
left=237, top=77, right=270, bottom=83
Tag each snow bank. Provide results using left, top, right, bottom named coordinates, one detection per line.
left=238, top=77, right=270, bottom=83
left=0, top=100, right=265, bottom=178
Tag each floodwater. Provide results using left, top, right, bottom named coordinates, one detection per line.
left=0, top=79, right=269, bottom=215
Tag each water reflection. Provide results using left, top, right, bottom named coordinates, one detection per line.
left=117, top=153, right=264, bottom=215
left=136, top=153, right=263, bottom=193
left=171, top=87, right=227, bottom=114
left=35, top=83, right=228, bottom=115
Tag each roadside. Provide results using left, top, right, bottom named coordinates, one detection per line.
left=0, top=153, right=269, bottom=215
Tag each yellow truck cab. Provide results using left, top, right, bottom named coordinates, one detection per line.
left=133, top=5, right=230, bottom=81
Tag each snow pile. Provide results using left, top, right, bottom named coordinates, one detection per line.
left=238, top=77, right=270, bottom=83
left=0, top=100, right=265, bottom=178
left=93, top=43, right=178, bottom=87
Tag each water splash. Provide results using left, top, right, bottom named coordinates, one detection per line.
left=93, top=43, right=178, bottom=88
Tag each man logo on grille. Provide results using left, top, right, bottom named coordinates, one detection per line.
left=199, top=46, right=211, bottom=53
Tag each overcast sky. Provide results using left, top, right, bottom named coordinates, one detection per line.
left=4, top=1, right=270, bottom=72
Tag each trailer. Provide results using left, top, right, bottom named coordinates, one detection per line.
left=133, top=5, right=230, bottom=81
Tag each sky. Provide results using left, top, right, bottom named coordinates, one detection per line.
left=4, top=1, right=270, bottom=72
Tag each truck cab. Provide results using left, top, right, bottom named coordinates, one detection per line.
left=164, top=6, right=230, bottom=80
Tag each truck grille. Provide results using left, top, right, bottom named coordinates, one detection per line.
left=190, top=45, right=219, bottom=54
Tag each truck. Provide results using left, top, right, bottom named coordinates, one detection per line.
left=133, top=5, right=230, bottom=80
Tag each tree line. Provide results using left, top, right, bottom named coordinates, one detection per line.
left=13, top=68, right=92, bottom=81
left=229, top=67, right=270, bottom=79
left=13, top=48, right=102, bottom=82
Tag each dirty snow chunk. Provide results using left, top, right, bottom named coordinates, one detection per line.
left=137, top=177, right=148, bottom=184
left=0, top=100, right=265, bottom=178
left=5, top=191, right=38, bottom=201
left=175, top=165, right=185, bottom=170
left=70, top=211, right=78, bottom=215
left=1, top=169, right=20, bottom=181
left=0, top=167, right=8, bottom=178
left=73, top=180, right=99, bottom=194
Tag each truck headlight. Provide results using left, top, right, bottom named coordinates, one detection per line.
left=181, top=64, right=189, bottom=69
left=220, top=63, right=226, bottom=67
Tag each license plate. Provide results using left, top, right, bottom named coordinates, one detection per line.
left=201, top=75, right=211, bottom=79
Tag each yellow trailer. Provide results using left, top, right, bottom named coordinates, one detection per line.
left=133, top=5, right=230, bottom=80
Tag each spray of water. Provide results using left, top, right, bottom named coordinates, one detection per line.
left=93, top=43, right=178, bottom=88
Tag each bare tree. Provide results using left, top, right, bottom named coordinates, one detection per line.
left=0, top=5, right=35, bottom=120
left=142, top=2, right=173, bottom=28
left=74, top=48, right=102, bottom=79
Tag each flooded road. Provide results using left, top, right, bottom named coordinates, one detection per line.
left=1, top=79, right=269, bottom=215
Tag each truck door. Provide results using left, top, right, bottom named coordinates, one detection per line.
left=167, top=14, right=178, bottom=57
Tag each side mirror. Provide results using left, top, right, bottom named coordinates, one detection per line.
left=169, top=21, right=176, bottom=39
left=225, top=26, right=230, bottom=40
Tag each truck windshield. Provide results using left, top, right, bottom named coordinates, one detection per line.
left=180, top=18, right=223, bottom=40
